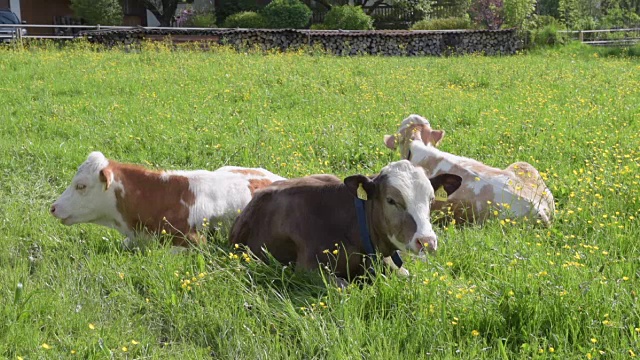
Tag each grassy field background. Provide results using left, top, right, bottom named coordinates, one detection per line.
left=0, top=42, right=639, bottom=359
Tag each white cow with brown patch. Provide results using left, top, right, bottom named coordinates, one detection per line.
left=50, top=151, right=285, bottom=248
left=384, top=115, right=555, bottom=226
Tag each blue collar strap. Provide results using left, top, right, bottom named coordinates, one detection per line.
left=354, top=198, right=404, bottom=274
left=354, top=198, right=376, bottom=263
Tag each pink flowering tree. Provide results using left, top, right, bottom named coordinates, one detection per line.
left=469, top=0, right=504, bottom=30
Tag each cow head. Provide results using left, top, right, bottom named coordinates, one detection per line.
left=50, top=152, right=120, bottom=226
left=383, top=114, right=445, bottom=160
left=344, top=160, right=461, bottom=255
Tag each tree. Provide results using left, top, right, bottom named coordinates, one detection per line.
left=70, top=0, right=123, bottom=25
left=470, top=0, right=504, bottom=29
left=536, top=0, right=560, bottom=17
left=142, top=0, right=180, bottom=27
left=558, top=0, right=598, bottom=28
left=503, top=0, right=536, bottom=28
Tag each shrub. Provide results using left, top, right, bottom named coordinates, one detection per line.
left=223, top=11, right=267, bottom=28
left=216, top=0, right=261, bottom=25
left=188, top=13, right=218, bottom=28
left=261, top=0, right=312, bottom=29
left=310, top=23, right=329, bottom=30
left=410, top=17, right=472, bottom=30
left=70, top=0, right=123, bottom=25
left=530, top=24, right=566, bottom=47
left=625, top=44, right=640, bottom=57
left=175, top=7, right=217, bottom=28
left=469, top=0, right=504, bottom=29
left=322, top=5, right=374, bottom=30
left=593, top=44, right=640, bottom=57
left=531, top=14, right=563, bottom=29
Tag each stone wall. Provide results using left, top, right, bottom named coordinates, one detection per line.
left=81, top=28, right=518, bottom=56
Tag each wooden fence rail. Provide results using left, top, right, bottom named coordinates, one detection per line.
left=559, top=27, right=640, bottom=46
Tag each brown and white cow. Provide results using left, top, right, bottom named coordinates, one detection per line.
left=50, top=151, right=285, bottom=248
left=229, top=160, right=462, bottom=280
left=384, top=115, right=555, bottom=226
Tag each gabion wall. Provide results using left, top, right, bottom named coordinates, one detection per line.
left=82, top=28, right=518, bottom=56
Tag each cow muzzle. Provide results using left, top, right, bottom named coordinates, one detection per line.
left=415, top=235, right=438, bottom=253
left=50, top=204, right=70, bottom=224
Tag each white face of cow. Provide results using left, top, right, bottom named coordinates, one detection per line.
left=345, top=160, right=462, bottom=254
left=385, top=160, right=439, bottom=252
left=50, top=152, right=119, bottom=226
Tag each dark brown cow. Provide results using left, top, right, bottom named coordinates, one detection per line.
left=229, top=160, right=461, bottom=280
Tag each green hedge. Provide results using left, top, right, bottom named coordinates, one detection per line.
left=322, top=5, right=374, bottom=30
left=261, top=0, right=311, bottom=29
left=223, top=11, right=266, bottom=28
left=410, top=17, right=472, bottom=30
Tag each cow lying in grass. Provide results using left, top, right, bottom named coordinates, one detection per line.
left=50, top=151, right=285, bottom=248
left=384, top=115, right=555, bottom=226
left=229, top=160, right=462, bottom=280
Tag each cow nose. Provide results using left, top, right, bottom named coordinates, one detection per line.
left=50, top=204, right=56, bottom=214
left=416, top=236, right=437, bottom=253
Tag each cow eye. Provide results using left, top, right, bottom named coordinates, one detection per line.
left=75, top=184, right=87, bottom=191
left=387, top=197, right=402, bottom=208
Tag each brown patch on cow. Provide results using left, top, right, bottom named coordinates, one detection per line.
left=248, top=178, right=274, bottom=195
left=230, top=169, right=265, bottom=176
left=110, top=161, right=203, bottom=246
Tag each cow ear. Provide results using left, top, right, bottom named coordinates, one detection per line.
left=344, top=175, right=375, bottom=200
left=99, top=168, right=113, bottom=191
left=429, top=130, right=445, bottom=146
left=429, top=174, right=462, bottom=196
left=383, top=134, right=397, bottom=150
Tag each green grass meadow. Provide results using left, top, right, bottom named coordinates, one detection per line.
left=0, top=41, right=639, bottom=359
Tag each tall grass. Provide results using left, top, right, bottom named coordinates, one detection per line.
left=0, top=42, right=638, bottom=359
